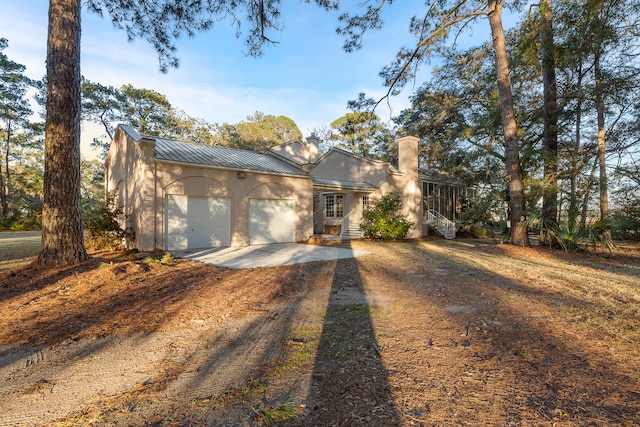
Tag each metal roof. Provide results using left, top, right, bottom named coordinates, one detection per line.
left=152, top=137, right=308, bottom=177
left=418, top=167, right=465, bottom=184
left=312, top=177, right=377, bottom=191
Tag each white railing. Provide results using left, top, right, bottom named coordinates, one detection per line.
left=425, top=209, right=456, bottom=239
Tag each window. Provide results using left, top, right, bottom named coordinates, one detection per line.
left=325, top=194, right=344, bottom=218
left=336, top=195, right=344, bottom=217
left=362, top=195, right=370, bottom=213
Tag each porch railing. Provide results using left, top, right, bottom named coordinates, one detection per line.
left=424, top=209, right=456, bottom=239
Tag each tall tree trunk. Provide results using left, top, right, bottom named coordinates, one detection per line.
left=0, top=121, right=9, bottom=217
left=540, top=0, right=558, bottom=244
left=581, top=153, right=599, bottom=228
left=487, top=0, right=530, bottom=246
left=594, top=50, right=610, bottom=222
left=38, top=0, right=88, bottom=265
left=0, top=158, right=6, bottom=218
left=569, top=63, right=584, bottom=233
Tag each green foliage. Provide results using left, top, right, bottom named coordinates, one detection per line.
left=329, top=94, right=395, bottom=160
left=5, top=210, right=41, bottom=231
left=160, top=252, right=175, bottom=265
left=82, top=79, right=219, bottom=158
left=579, top=218, right=615, bottom=252
left=612, top=210, right=640, bottom=241
left=214, top=111, right=303, bottom=151
left=0, top=162, right=44, bottom=231
left=611, top=170, right=640, bottom=241
left=83, top=190, right=131, bottom=249
left=81, top=78, right=123, bottom=158
left=330, top=111, right=382, bottom=158
left=0, top=38, right=34, bottom=124
left=548, top=223, right=579, bottom=252
left=1, top=38, right=39, bottom=225
left=120, top=84, right=172, bottom=135
left=166, top=109, right=218, bottom=145
left=526, top=214, right=619, bottom=252
left=256, top=402, right=300, bottom=426
left=456, top=225, right=489, bottom=238
left=554, top=223, right=613, bottom=253
left=458, top=189, right=504, bottom=227
left=84, top=80, right=303, bottom=159
left=360, top=193, right=413, bottom=241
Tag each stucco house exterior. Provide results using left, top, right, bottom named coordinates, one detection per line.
left=105, top=125, right=471, bottom=251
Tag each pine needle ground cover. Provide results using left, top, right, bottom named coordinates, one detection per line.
left=1, top=238, right=638, bottom=426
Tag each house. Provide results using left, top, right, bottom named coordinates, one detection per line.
left=105, top=125, right=470, bottom=251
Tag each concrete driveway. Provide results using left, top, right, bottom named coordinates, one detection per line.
left=173, top=243, right=373, bottom=269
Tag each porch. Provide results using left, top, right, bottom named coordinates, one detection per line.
left=422, top=179, right=476, bottom=239
left=312, top=177, right=376, bottom=240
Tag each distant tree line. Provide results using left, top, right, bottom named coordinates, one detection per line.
left=0, top=36, right=397, bottom=232
left=389, top=0, right=640, bottom=245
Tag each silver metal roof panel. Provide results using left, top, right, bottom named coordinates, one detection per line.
left=153, top=137, right=307, bottom=177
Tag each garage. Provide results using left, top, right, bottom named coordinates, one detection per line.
left=165, top=195, right=231, bottom=250
left=249, top=199, right=295, bottom=245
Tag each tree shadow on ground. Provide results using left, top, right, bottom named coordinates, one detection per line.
left=384, top=239, right=640, bottom=424
left=63, top=258, right=338, bottom=426
left=462, top=238, right=640, bottom=280
left=291, top=245, right=401, bottom=426
left=0, top=252, right=334, bottom=426
left=0, top=257, right=101, bottom=303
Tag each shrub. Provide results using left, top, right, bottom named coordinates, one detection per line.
left=360, top=192, right=414, bottom=240
left=612, top=209, right=640, bottom=241
left=83, top=190, right=132, bottom=249
left=457, top=225, right=490, bottom=238
left=458, top=190, right=503, bottom=226
left=160, top=252, right=174, bottom=265
left=526, top=215, right=618, bottom=252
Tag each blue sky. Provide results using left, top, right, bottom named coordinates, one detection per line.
left=1, top=2, right=517, bottom=160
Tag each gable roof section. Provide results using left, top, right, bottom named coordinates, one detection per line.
left=315, top=146, right=381, bottom=165
left=315, top=146, right=401, bottom=174
left=268, top=140, right=308, bottom=165
left=152, top=136, right=308, bottom=177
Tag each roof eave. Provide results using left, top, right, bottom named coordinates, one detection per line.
left=154, top=158, right=310, bottom=179
left=313, top=184, right=376, bottom=192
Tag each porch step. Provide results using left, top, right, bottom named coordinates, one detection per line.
left=341, top=224, right=364, bottom=239
left=434, top=228, right=456, bottom=239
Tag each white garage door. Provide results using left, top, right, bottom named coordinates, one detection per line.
left=249, top=199, right=295, bottom=245
left=165, top=195, right=230, bottom=250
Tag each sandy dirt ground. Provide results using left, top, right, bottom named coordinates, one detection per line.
left=0, top=238, right=639, bottom=426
